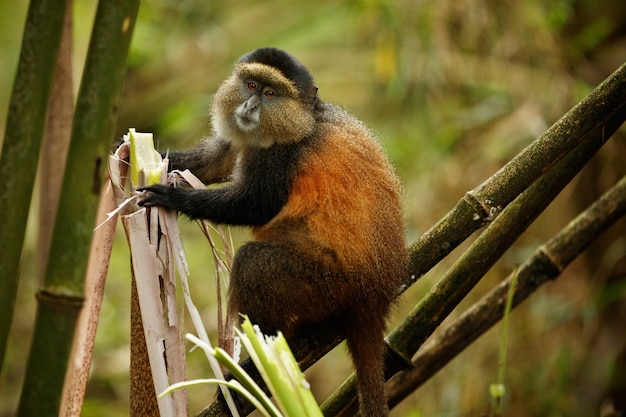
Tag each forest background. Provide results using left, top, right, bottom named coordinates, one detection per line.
left=1, top=0, right=625, bottom=416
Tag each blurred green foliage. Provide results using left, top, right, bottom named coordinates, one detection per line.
left=2, top=0, right=626, bottom=416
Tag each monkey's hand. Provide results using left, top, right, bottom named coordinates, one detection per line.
left=137, top=184, right=187, bottom=212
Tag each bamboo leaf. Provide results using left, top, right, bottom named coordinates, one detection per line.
left=239, top=319, right=323, bottom=417
left=163, top=379, right=272, bottom=417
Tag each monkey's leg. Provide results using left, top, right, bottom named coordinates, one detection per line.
left=228, top=241, right=348, bottom=337
left=345, top=313, right=390, bottom=417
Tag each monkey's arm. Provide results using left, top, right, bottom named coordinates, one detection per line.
left=165, top=137, right=237, bottom=185
left=138, top=182, right=287, bottom=225
left=139, top=144, right=297, bottom=225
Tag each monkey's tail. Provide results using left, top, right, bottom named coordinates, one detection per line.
left=345, top=315, right=389, bottom=417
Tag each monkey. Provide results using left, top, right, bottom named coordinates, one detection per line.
left=138, top=47, right=408, bottom=416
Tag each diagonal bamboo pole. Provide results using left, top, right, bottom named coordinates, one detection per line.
left=406, top=61, right=626, bottom=285
left=387, top=172, right=626, bottom=408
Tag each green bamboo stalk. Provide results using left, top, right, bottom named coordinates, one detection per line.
left=0, top=0, right=68, bottom=372
left=38, top=0, right=74, bottom=284
left=386, top=133, right=607, bottom=357
left=16, top=0, right=140, bottom=415
left=386, top=172, right=626, bottom=408
left=406, top=61, right=626, bottom=286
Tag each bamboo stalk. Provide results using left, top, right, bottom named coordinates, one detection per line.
left=406, top=61, right=626, bottom=285
left=387, top=173, right=626, bottom=407
left=386, top=128, right=608, bottom=359
left=16, top=1, right=140, bottom=414
left=124, top=209, right=187, bottom=417
left=0, top=0, right=68, bottom=372
left=38, top=0, right=74, bottom=284
left=58, top=178, right=119, bottom=416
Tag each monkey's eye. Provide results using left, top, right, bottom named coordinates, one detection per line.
left=264, top=88, right=276, bottom=99
left=246, top=81, right=257, bottom=91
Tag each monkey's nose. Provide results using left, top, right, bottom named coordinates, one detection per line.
left=244, top=101, right=258, bottom=113
left=243, top=94, right=260, bottom=113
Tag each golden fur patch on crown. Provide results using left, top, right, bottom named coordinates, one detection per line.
left=235, top=62, right=301, bottom=98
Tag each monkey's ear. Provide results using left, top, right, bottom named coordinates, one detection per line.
left=303, top=84, right=318, bottom=105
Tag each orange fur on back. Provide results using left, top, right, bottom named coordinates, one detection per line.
left=253, top=107, right=405, bottom=289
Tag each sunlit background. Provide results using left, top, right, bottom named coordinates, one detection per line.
left=1, top=0, right=626, bottom=416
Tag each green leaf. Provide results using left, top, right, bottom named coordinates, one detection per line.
left=240, top=317, right=323, bottom=417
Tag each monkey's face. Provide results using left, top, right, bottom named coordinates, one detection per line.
left=232, top=80, right=270, bottom=133
left=211, top=63, right=316, bottom=148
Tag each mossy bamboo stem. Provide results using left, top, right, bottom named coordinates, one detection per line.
left=387, top=173, right=626, bottom=407
left=407, top=61, right=626, bottom=285
left=0, top=0, right=67, bottom=372
left=386, top=130, right=609, bottom=359
left=16, top=1, right=139, bottom=415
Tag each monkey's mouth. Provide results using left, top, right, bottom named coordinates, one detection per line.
left=234, top=113, right=260, bottom=132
